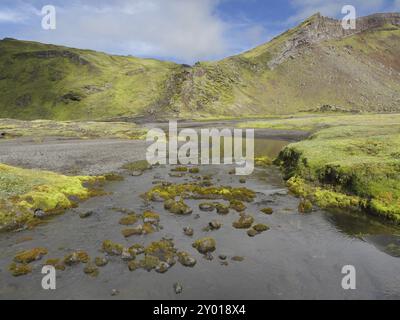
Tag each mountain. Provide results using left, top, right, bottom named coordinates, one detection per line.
left=0, top=12, right=399, bottom=121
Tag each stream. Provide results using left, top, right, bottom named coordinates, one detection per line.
left=0, top=137, right=400, bottom=300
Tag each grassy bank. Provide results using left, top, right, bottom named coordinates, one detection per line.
left=272, top=116, right=400, bottom=224
left=0, top=119, right=147, bottom=140
left=0, top=163, right=105, bottom=231
left=239, top=113, right=400, bottom=132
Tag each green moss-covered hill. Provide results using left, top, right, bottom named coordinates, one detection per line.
left=0, top=12, right=399, bottom=121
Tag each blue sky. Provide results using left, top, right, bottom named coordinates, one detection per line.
left=0, top=0, right=399, bottom=63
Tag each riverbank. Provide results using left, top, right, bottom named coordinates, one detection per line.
left=245, top=115, right=400, bottom=224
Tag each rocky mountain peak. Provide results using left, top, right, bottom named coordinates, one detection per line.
left=268, top=12, right=400, bottom=68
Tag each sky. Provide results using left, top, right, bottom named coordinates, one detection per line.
left=0, top=0, right=399, bottom=63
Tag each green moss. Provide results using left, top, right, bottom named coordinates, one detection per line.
left=232, top=215, right=254, bottom=229
left=277, top=119, right=400, bottom=224
left=255, top=156, right=273, bottom=168
left=121, top=227, right=143, bottom=238
left=144, top=239, right=176, bottom=264
left=298, top=199, right=313, bottom=214
left=84, top=262, right=99, bottom=277
left=102, top=240, right=124, bottom=256
left=253, top=224, right=270, bottom=232
left=94, top=256, right=108, bottom=267
left=119, top=214, right=139, bottom=226
left=164, top=199, right=193, bottom=215
left=144, top=183, right=256, bottom=203
left=63, top=250, right=89, bottom=266
left=0, top=163, right=105, bottom=232
left=261, top=208, right=273, bottom=215
left=229, top=200, right=246, bottom=212
left=142, top=211, right=160, bottom=223
left=14, top=247, right=48, bottom=263
left=192, top=237, right=216, bottom=254
left=122, top=160, right=151, bottom=173
left=9, top=263, right=32, bottom=277
left=44, top=258, right=66, bottom=271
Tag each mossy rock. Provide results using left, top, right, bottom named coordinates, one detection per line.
left=144, top=223, right=157, bottom=234
left=199, top=203, right=216, bottom=212
left=171, top=166, right=188, bottom=173
left=14, top=247, right=48, bottom=264
left=122, top=226, right=143, bottom=238
left=164, top=199, right=193, bottom=215
left=177, top=251, right=197, bottom=267
left=102, top=240, right=123, bottom=256
left=63, top=250, right=89, bottom=266
left=45, top=258, right=65, bottom=271
left=230, top=200, right=246, bottom=212
left=145, top=239, right=176, bottom=264
left=9, top=263, right=32, bottom=277
left=233, top=215, right=254, bottom=229
left=192, top=237, right=216, bottom=254
left=247, top=229, right=259, bottom=237
left=129, top=244, right=145, bottom=255
left=122, top=248, right=136, bottom=261
left=298, top=199, right=313, bottom=213
left=122, top=160, right=152, bottom=174
left=255, top=156, right=272, bottom=168
left=119, top=214, right=138, bottom=226
left=253, top=224, right=270, bottom=232
left=216, top=204, right=230, bottom=215
left=155, top=262, right=171, bottom=274
left=83, top=262, right=99, bottom=277
left=139, top=255, right=161, bottom=271
left=144, top=183, right=256, bottom=203
left=128, top=260, right=139, bottom=271
left=94, top=256, right=108, bottom=267
left=143, top=211, right=160, bottom=224
left=261, top=208, right=273, bottom=215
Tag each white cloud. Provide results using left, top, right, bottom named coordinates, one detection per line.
left=287, top=0, right=385, bottom=24
left=17, top=0, right=230, bottom=63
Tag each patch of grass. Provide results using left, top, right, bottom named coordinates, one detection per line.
left=0, top=163, right=104, bottom=231
left=238, top=114, right=400, bottom=132
left=275, top=118, right=400, bottom=224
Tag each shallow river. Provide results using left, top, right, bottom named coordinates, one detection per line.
left=1, top=138, right=400, bottom=300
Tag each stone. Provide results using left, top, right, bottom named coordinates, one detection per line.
left=79, top=211, right=94, bottom=219
left=261, top=208, right=274, bottom=215
left=155, top=262, right=170, bottom=274
left=121, top=248, right=136, bottom=261
left=102, top=240, right=124, bottom=256
left=33, top=209, right=46, bottom=219
left=299, top=199, right=313, bottom=213
left=232, top=214, right=254, bottom=229
left=199, top=203, right=216, bottom=212
left=183, top=227, right=194, bottom=237
left=177, top=251, right=197, bottom=267
left=174, top=283, right=183, bottom=294
left=94, top=256, right=108, bottom=267
left=14, top=248, right=48, bottom=264
left=84, top=262, right=99, bottom=277
left=209, top=220, right=222, bottom=230
left=192, top=237, right=216, bottom=254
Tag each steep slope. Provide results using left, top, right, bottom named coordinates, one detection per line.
left=168, top=13, right=400, bottom=117
left=0, top=38, right=181, bottom=120
left=0, top=12, right=399, bottom=121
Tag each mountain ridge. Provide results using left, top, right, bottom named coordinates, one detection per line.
left=0, top=12, right=399, bottom=121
